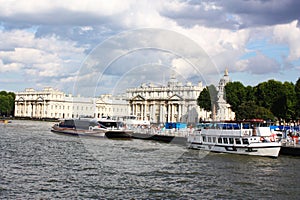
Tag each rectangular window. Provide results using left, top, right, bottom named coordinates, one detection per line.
left=229, top=138, right=234, bottom=144
left=208, top=137, right=212, bottom=143
left=202, top=136, right=206, bottom=142
left=242, top=139, right=249, bottom=145
left=218, top=138, right=222, bottom=143
left=235, top=138, right=241, bottom=144
left=223, top=138, right=228, bottom=144
left=213, top=137, right=216, bottom=143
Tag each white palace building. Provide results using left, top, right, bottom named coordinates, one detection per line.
left=14, top=87, right=129, bottom=120
left=14, top=70, right=234, bottom=123
left=126, top=74, right=209, bottom=124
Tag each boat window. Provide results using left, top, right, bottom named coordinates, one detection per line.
left=202, top=136, right=206, bottom=142
left=208, top=137, right=212, bottom=143
left=213, top=137, right=216, bottom=143
left=235, top=138, right=241, bottom=144
left=223, top=138, right=228, bottom=144
left=242, top=124, right=250, bottom=129
left=218, top=138, right=222, bottom=143
left=242, top=138, right=249, bottom=144
left=229, top=138, right=234, bottom=144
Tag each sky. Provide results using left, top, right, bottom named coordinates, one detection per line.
left=0, top=0, right=299, bottom=96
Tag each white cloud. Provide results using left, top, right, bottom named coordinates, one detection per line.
left=0, top=29, right=86, bottom=91
left=273, top=20, right=300, bottom=61
left=0, top=0, right=131, bottom=17
left=0, top=0, right=299, bottom=92
left=0, top=60, right=23, bottom=72
left=236, top=51, right=280, bottom=75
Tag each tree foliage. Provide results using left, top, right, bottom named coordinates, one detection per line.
left=0, top=91, right=15, bottom=117
left=236, top=101, right=274, bottom=121
left=224, top=82, right=246, bottom=112
left=229, top=79, right=300, bottom=122
left=295, top=78, right=300, bottom=120
left=197, top=78, right=300, bottom=122
left=197, top=85, right=217, bottom=112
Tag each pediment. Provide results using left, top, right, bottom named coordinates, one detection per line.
left=17, top=97, right=25, bottom=102
left=36, top=96, right=44, bottom=101
left=131, top=95, right=145, bottom=101
left=168, top=94, right=183, bottom=101
left=96, top=99, right=106, bottom=104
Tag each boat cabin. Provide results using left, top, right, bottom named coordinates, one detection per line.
left=58, top=118, right=99, bottom=130
left=98, top=120, right=125, bottom=130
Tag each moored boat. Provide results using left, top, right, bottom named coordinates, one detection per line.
left=51, top=118, right=133, bottom=139
left=187, top=119, right=281, bottom=158
left=0, top=119, right=12, bottom=124
left=98, top=119, right=133, bottom=139
left=51, top=118, right=106, bottom=137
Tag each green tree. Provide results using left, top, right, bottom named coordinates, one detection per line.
left=197, top=85, right=217, bottom=112
left=197, top=87, right=210, bottom=111
left=254, top=80, right=286, bottom=120
left=0, top=91, right=15, bottom=117
left=224, top=81, right=247, bottom=112
left=295, top=78, right=300, bottom=120
left=282, top=82, right=296, bottom=121
left=245, top=86, right=255, bottom=102
left=236, top=101, right=274, bottom=120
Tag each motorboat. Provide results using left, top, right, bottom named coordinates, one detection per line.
left=97, top=118, right=133, bottom=139
left=51, top=118, right=105, bottom=137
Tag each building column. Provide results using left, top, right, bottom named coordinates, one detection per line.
left=160, top=104, right=164, bottom=123
left=31, top=102, right=34, bottom=118
left=134, top=103, right=136, bottom=116
left=144, top=101, right=147, bottom=120
left=178, top=104, right=182, bottom=122
left=167, top=103, right=171, bottom=122
left=43, top=100, right=46, bottom=118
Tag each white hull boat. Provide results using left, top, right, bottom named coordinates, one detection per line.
left=187, top=120, right=281, bottom=158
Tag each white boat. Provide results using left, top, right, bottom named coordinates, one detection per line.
left=97, top=118, right=133, bottom=139
left=187, top=119, right=281, bottom=158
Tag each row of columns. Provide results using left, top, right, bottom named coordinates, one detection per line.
left=15, top=100, right=47, bottom=118
left=130, top=101, right=190, bottom=123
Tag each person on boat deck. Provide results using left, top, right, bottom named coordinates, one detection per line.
left=251, top=124, right=257, bottom=136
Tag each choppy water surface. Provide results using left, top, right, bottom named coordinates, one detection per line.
left=1, top=120, right=299, bottom=199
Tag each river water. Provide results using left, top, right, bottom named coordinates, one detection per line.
left=1, top=120, right=299, bottom=199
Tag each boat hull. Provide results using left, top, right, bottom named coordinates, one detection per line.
left=280, top=144, right=300, bottom=156
left=51, top=123, right=133, bottom=139
left=187, top=142, right=281, bottom=158
left=51, top=127, right=106, bottom=138
left=105, top=130, right=133, bottom=139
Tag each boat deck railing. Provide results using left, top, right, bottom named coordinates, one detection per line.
left=132, top=127, right=193, bottom=137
